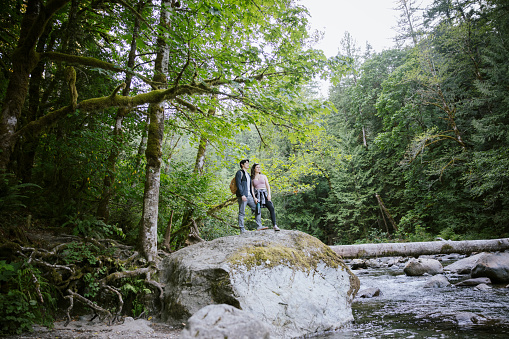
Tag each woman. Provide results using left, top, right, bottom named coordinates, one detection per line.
left=250, top=163, right=280, bottom=231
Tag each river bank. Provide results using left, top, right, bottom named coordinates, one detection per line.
left=4, top=317, right=184, bottom=339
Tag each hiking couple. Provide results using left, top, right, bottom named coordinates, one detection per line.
left=235, top=159, right=280, bottom=234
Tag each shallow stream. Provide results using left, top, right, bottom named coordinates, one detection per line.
left=317, top=258, right=509, bottom=338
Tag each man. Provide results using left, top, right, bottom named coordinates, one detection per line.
left=236, top=159, right=267, bottom=233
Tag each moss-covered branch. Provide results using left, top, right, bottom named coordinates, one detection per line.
left=40, top=51, right=157, bottom=88
left=207, top=197, right=238, bottom=216
left=42, top=51, right=124, bottom=72
left=11, top=64, right=279, bottom=145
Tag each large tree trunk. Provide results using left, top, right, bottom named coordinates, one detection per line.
left=138, top=0, right=173, bottom=262
left=0, top=0, right=70, bottom=172
left=14, top=19, right=55, bottom=182
left=330, top=238, right=509, bottom=259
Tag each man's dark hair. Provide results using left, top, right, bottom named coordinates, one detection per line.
left=239, top=159, right=249, bottom=168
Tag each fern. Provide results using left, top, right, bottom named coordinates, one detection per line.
left=0, top=173, right=41, bottom=212
left=0, top=261, right=56, bottom=335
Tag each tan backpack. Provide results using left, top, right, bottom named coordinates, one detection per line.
left=229, top=177, right=237, bottom=194
left=229, top=171, right=244, bottom=194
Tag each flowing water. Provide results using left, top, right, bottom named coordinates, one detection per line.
left=316, top=258, right=509, bottom=338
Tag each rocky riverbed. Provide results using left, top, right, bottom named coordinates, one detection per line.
left=317, top=252, right=509, bottom=338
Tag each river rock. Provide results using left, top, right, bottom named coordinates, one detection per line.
left=403, top=258, right=443, bottom=276
left=384, top=257, right=404, bottom=267
left=455, top=277, right=491, bottom=286
left=439, top=253, right=464, bottom=261
left=454, top=312, right=488, bottom=326
left=179, top=304, right=270, bottom=339
left=444, top=252, right=487, bottom=274
left=474, top=283, right=492, bottom=291
left=357, top=287, right=382, bottom=298
left=350, top=259, right=367, bottom=269
left=369, top=258, right=385, bottom=268
left=471, top=252, right=509, bottom=283
left=423, top=274, right=450, bottom=288
left=159, top=230, right=359, bottom=339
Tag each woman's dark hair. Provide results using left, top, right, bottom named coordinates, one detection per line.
left=250, top=163, right=260, bottom=178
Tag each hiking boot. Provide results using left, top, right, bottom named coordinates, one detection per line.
left=273, top=225, right=281, bottom=231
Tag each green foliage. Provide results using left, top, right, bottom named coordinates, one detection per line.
left=354, top=229, right=392, bottom=244
left=278, top=175, right=330, bottom=239
left=0, top=173, right=40, bottom=212
left=120, top=278, right=152, bottom=318
left=314, top=0, right=509, bottom=242
left=0, top=261, right=56, bottom=335
left=61, top=242, right=103, bottom=265
left=438, top=226, right=462, bottom=241
left=0, top=260, right=20, bottom=282
left=403, top=225, right=434, bottom=243
left=62, top=214, right=125, bottom=239
left=0, top=290, right=37, bottom=335
left=83, top=266, right=108, bottom=299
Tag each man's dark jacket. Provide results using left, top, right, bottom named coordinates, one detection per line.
left=235, top=169, right=249, bottom=198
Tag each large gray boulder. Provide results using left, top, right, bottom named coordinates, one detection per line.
left=471, top=252, right=509, bottom=283
left=159, top=230, right=359, bottom=338
left=180, top=304, right=270, bottom=339
left=403, top=258, right=443, bottom=276
left=423, top=274, right=451, bottom=288
left=444, top=252, right=488, bottom=274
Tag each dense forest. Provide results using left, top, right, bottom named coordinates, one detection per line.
left=1, top=0, right=508, bottom=334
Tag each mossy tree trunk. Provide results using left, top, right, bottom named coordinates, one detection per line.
left=13, top=19, right=55, bottom=182
left=0, top=0, right=70, bottom=172
left=138, top=0, right=174, bottom=262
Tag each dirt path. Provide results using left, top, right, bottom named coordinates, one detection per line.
left=5, top=316, right=184, bottom=339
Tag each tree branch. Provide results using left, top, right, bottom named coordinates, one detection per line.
left=40, top=51, right=157, bottom=88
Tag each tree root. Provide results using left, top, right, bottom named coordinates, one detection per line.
left=66, top=289, right=113, bottom=325
left=2, top=235, right=166, bottom=327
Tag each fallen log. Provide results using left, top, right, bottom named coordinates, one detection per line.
left=330, top=238, right=509, bottom=259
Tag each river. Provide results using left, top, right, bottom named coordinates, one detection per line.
left=317, top=256, right=509, bottom=338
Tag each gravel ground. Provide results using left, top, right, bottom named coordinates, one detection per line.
left=4, top=316, right=184, bottom=339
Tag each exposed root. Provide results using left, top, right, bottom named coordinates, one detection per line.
left=66, top=289, right=113, bottom=325
left=145, top=270, right=165, bottom=303
left=1, top=234, right=166, bottom=327
left=64, top=295, right=74, bottom=326
left=186, top=218, right=205, bottom=246
left=103, top=285, right=124, bottom=323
